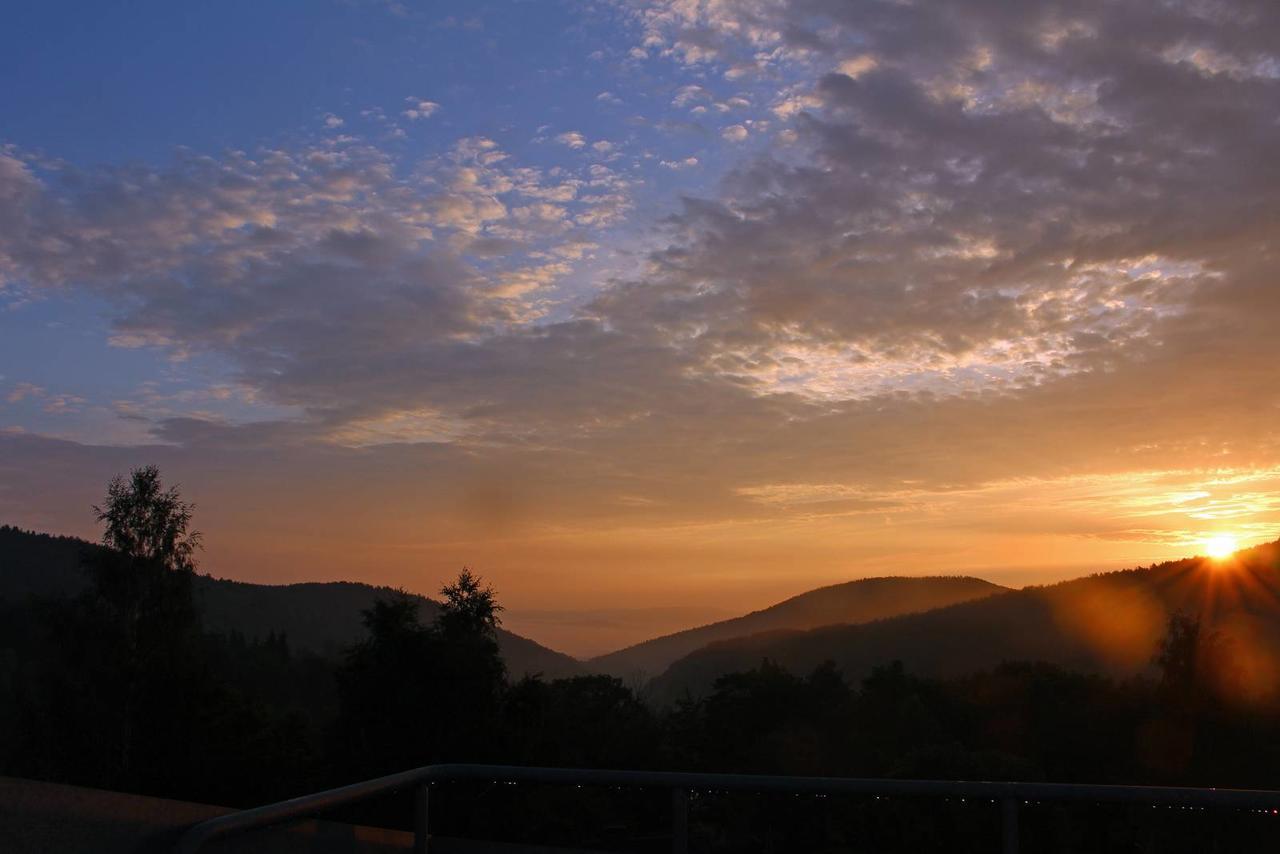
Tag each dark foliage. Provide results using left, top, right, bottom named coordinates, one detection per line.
left=3, top=479, right=1280, bottom=850
left=0, top=524, right=580, bottom=675
left=1, top=472, right=314, bottom=806
left=502, top=674, right=661, bottom=768
left=649, top=542, right=1280, bottom=705
left=329, top=578, right=507, bottom=780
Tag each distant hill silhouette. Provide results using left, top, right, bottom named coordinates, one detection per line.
left=649, top=540, right=1280, bottom=705
left=0, top=525, right=581, bottom=679
left=588, top=576, right=1006, bottom=681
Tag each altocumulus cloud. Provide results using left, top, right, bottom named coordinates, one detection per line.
left=2, top=0, right=1280, bottom=579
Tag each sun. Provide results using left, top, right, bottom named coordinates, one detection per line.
left=1204, top=535, right=1239, bottom=560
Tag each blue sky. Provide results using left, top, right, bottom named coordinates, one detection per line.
left=4, top=1, right=624, bottom=161
left=0, top=0, right=749, bottom=194
left=0, top=0, right=773, bottom=441
left=3, top=0, right=1279, bottom=654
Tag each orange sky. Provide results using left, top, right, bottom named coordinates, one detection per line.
left=8, top=439, right=1275, bottom=655
left=2, top=1, right=1279, bottom=657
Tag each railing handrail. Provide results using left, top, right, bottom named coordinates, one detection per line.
left=173, top=763, right=1280, bottom=854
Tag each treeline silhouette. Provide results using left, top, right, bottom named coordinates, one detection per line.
left=648, top=542, right=1280, bottom=706
left=0, top=522, right=580, bottom=675
left=3, top=468, right=1280, bottom=852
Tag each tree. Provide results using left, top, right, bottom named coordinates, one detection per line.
left=83, top=467, right=203, bottom=664
left=94, top=465, right=201, bottom=573
left=86, top=467, right=207, bottom=788
left=1154, top=612, right=1241, bottom=707
left=502, top=674, right=659, bottom=769
left=332, top=591, right=438, bottom=777
left=331, top=571, right=508, bottom=778
left=14, top=466, right=221, bottom=794
left=84, top=465, right=204, bottom=670
left=438, top=567, right=503, bottom=640
left=435, top=568, right=507, bottom=729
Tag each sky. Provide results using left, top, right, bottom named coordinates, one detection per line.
left=2, top=0, right=1279, bottom=657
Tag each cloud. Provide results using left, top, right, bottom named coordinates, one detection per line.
left=555, top=131, right=587, bottom=149
left=4, top=382, right=85, bottom=414
left=4, top=0, right=1280, bottom=592
left=837, top=55, right=878, bottom=79
left=612, top=0, right=1280, bottom=408
left=437, top=15, right=483, bottom=31
left=5, top=382, right=44, bottom=404
left=720, top=123, right=748, bottom=142
left=323, top=113, right=345, bottom=129
left=402, top=98, right=440, bottom=120
left=0, top=134, right=638, bottom=434
left=672, top=84, right=709, bottom=108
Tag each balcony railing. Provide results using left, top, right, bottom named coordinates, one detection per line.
left=173, top=764, right=1280, bottom=854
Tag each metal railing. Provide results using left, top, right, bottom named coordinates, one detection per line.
left=173, top=764, right=1280, bottom=854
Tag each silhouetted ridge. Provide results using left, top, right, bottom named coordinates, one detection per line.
left=649, top=539, right=1280, bottom=704
left=588, top=575, right=1005, bottom=680
left=0, top=524, right=579, bottom=678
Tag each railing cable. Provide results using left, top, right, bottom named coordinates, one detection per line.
left=173, top=764, right=1280, bottom=854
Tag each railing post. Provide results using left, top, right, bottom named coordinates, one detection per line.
left=413, top=783, right=430, bottom=854
left=1001, top=797, right=1018, bottom=854
left=672, top=787, right=689, bottom=854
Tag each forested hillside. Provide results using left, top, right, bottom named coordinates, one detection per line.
left=589, top=575, right=1005, bottom=680
left=650, top=541, right=1280, bottom=704
left=0, top=525, right=580, bottom=678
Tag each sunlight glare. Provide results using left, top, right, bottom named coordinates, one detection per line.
left=1204, top=535, right=1239, bottom=560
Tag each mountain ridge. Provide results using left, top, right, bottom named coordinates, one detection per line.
left=0, top=525, right=581, bottom=679
left=587, top=574, right=1007, bottom=680
left=647, top=540, right=1280, bottom=704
